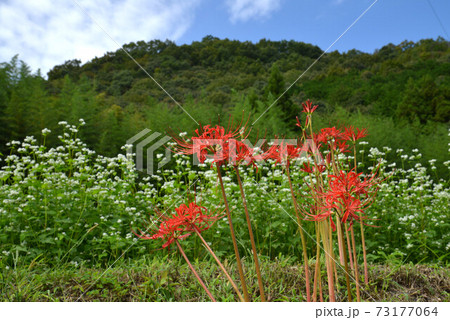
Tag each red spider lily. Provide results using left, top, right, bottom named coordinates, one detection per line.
left=303, top=203, right=338, bottom=231
left=171, top=122, right=250, bottom=166
left=342, top=126, right=368, bottom=143
left=295, top=116, right=303, bottom=128
left=336, top=140, right=350, bottom=153
left=320, top=170, right=378, bottom=226
left=133, top=203, right=222, bottom=248
left=228, top=139, right=257, bottom=168
left=306, top=207, right=332, bottom=222
left=302, top=100, right=318, bottom=114
left=328, top=170, right=378, bottom=197
left=323, top=194, right=365, bottom=225
left=301, top=162, right=326, bottom=174
left=315, top=127, right=345, bottom=144
left=316, top=137, right=350, bottom=155
left=263, top=139, right=304, bottom=166
left=305, top=170, right=379, bottom=229
left=296, top=100, right=318, bottom=130
left=172, top=125, right=235, bottom=164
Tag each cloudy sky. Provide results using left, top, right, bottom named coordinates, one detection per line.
left=0, top=0, right=449, bottom=75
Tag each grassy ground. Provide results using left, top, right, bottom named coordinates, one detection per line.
left=1, top=255, right=448, bottom=302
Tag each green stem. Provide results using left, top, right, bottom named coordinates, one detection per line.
left=320, top=220, right=335, bottom=302
left=193, top=226, right=245, bottom=302
left=350, top=225, right=361, bottom=301
left=354, top=145, right=368, bottom=286
left=175, top=240, right=216, bottom=302
left=286, top=165, right=311, bottom=302
left=345, top=224, right=354, bottom=271
left=360, top=216, right=369, bottom=286
left=312, top=222, right=321, bottom=302
left=44, top=194, right=48, bottom=229
left=338, top=220, right=353, bottom=302
left=234, top=165, right=266, bottom=302
left=216, top=163, right=250, bottom=302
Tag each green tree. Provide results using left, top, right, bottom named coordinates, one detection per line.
left=47, top=59, right=81, bottom=81
left=397, top=76, right=439, bottom=124
left=3, top=58, right=49, bottom=140
left=53, top=75, right=101, bottom=147
left=96, top=104, right=125, bottom=156
left=263, top=64, right=294, bottom=121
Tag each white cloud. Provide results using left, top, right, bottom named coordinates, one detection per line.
left=0, top=0, right=201, bottom=75
left=226, top=0, right=281, bottom=23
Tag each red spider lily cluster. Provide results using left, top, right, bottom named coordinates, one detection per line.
left=172, top=124, right=257, bottom=167
left=343, top=126, right=368, bottom=143
left=133, top=203, right=221, bottom=248
left=291, top=100, right=380, bottom=302
left=299, top=124, right=378, bottom=227
left=262, top=139, right=305, bottom=167
left=312, top=170, right=378, bottom=229
left=172, top=124, right=234, bottom=164
left=134, top=99, right=382, bottom=302
left=171, top=118, right=255, bottom=167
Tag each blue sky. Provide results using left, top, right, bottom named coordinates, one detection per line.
left=0, top=0, right=448, bottom=75
left=181, top=0, right=449, bottom=52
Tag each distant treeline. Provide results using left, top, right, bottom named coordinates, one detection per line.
left=0, top=36, right=449, bottom=176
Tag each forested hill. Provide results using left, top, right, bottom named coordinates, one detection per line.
left=0, top=36, right=449, bottom=167
left=46, top=36, right=449, bottom=122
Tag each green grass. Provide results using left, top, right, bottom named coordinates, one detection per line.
left=1, top=255, right=448, bottom=302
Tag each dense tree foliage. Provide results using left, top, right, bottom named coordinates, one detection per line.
left=0, top=37, right=449, bottom=176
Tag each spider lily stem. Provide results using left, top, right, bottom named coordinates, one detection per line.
left=346, top=226, right=354, bottom=271
left=312, top=222, right=322, bottom=302
left=286, top=165, right=311, bottom=302
left=193, top=226, right=245, bottom=302
left=330, top=221, right=339, bottom=294
left=175, top=239, right=216, bottom=302
left=337, top=220, right=353, bottom=302
left=350, top=225, right=361, bottom=301
left=360, top=215, right=369, bottom=286
left=353, top=145, right=368, bottom=286
left=216, top=162, right=251, bottom=302
left=234, top=165, right=266, bottom=302
left=320, top=220, right=335, bottom=302
left=336, top=222, right=346, bottom=265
